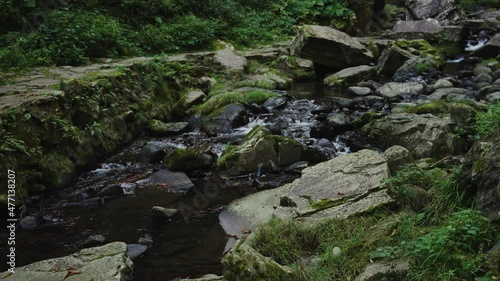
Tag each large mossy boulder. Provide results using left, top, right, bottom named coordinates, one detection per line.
left=219, top=150, right=393, bottom=239
left=164, top=148, right=212, bottom=171
left=1, top=242, right=133, bottom=281
left=275, top=55, right=315, bottom=80
left=291, top=25, right=374, bottom=69
left=360, top=113, right=459, bottom=159
left=147, top=120, right=189, bottom=137
left=222, top=243, right=293, bottom=281
left=217, top=126, right=303, bottom=174
left=324, top=65, right=376, bottom=87
left=462, top=142, right=500, bottom=220
left=393, top=57, right=437, bottom=82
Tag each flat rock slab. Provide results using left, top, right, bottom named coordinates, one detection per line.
left=2, top=242, right=133, bottom=281
left=292, top=25, right=374, bottom=69
left=137, top=169, right=194, bottom=192
left=219, top=150, right=391, bottom=239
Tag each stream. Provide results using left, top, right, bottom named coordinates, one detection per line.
left=3, top=81, right=356, bottom=281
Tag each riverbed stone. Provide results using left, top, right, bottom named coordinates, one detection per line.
left=219, top=150, right=392, bottom=239
left=349, top=86, right=372, bottom=96
left=137, top=169, right=194, bottom=191
left=361, top=113, right=458, bottom=159
left=83, top=235, right=106, bottom=246
left=326, top=112, right=351, bottom=132
left=151, top=206, right=179, bottom=218
left=376, top=82, right=425, bottom=98
left=428, top=88, right=469, bottom=101
left=393, top=57, right=436, bottom=82
left=164, top=148, right=210, bottom=171
left=19, top=215, right=38, bottom=230
left=475, top=73, right=494, bottom=84
left=181, top=274, right=226, bottom=281
left=97, top=185, right=124, bottom=197
left=392, top=19, right=443, bottom=34
left=324, top=65, right=376, bottom=87
left=1, top=242, right=133, bottom=281
left=291, top=25, right=374, bottom=69
left=431, top=78, right=454, bottom=90
left=126, top=244, right=147, bottom=260
left=203, top=103, right=248, bottom=135
left=138, top=143, right=167, bottom=164
left=234, top=72, right=292, bottom=90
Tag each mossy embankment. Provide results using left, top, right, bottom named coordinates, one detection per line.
left=0, top=56, right=221, bottom=200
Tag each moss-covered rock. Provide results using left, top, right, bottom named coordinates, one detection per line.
left=217, top=126, right=303, bottom=174
left=164, top=148, right=210, bottom=171
left=193, top=88, right=277, bottom=115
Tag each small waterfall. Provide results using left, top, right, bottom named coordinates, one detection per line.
left=465, top=30, right=491, bottom=52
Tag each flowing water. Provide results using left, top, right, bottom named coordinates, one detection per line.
left=2, top=81, right=354, bottom=280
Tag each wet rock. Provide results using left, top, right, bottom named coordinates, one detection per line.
left=284, top=161, right=309, bottom=175
left=0, top=242, right=133, bottom=281
left=428, top=88, right=468, bottom=101
left=222, top=244, right=293, bottom=281
left=139, top=169, right=194, bottom=191
left=326, top=112, right=351, bottom=132
left=19, top=216, right=38, bottom=230
left=474, top=66, right=494, bottom=77
left=376, top=82, right=424, bottom=98
left=83, top=235, right=106, bottom=246
left=331, top=97, right=356, bottom=108
left=241, top=46, right=280, bottom=63
left=97, top=185, right=124, bottom=197
left=151, top=206, right=179, bottom=218
left=138, top=237, right=153, bottom=246
left=324, top=65, right=376, bottom=87
left=291, top=25, right=374, bottom=69
left=462, top=142, right=500, bottom=219
left=203, top=103, right=248, bottom=135
left=219, top=150, right=392, bottom=239
left=217, top=126, right=303, bottom=175
left=184, top=89, right=206, bottom=108
left=361, top=113, right=458, bottom=159
left=383, top=145, right=414, bottom=173
left=475, top=73, right=494, bottom=84
left=431, top=78, right=454, bottom=90
left=148, top=120, right=190, bottom=137
left=263, top=97, right=287, bottom=110
left=376, top=46, right=414, bottom=77
left=164, top=148, right=211, bottom=171
left=471, top=33, right=500, bottom=59
left=138, top=143, right=166, bottom=164
left=126, top=244, right=148, bottom=260
left=349, top=86, right=372, bottom=96
left=354, top=260, right=409, bottom=281
left=275, top=55, right=316, bottom=80
left=393, top=57, right=436, bottom=82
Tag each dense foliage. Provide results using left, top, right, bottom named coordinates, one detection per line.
left=0, top=0, right=367, bottom=70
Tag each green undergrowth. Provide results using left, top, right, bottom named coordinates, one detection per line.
left=253, top=164, right=499, bottom=280
left=474, top=102, right=500, bottom=141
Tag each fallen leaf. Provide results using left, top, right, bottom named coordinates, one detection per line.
left=62, top=268, right=81, bottom=281
left=1, top=272, right=13, bottom=279
left=390, top=229, right=397, bottom=237
left=156, top=183, right=169, bottom=187
left=242, top=229, right=252, bottom=234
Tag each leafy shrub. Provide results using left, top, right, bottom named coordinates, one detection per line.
left=403, top=209, right=495, bottom=280
left=474, top=102, right=500, bottom=140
